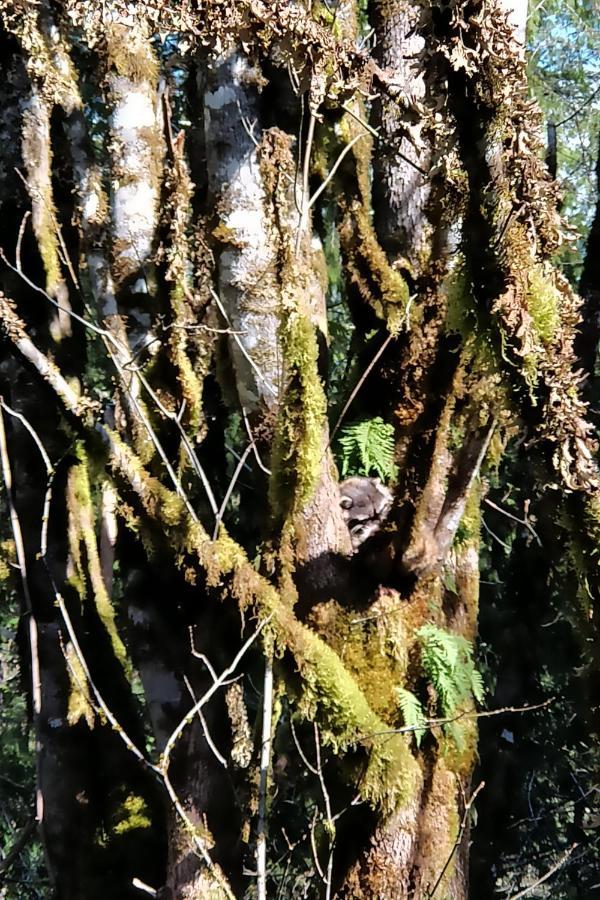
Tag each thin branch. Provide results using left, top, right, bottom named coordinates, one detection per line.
left=161, top=617, right=272, bottom=773
left=295, top=109, right=317, bottom=254
left=132, top=878, right=157, bottom=896
left=358, top=698, right=555, bottom=742
left=257, top=652, right=274, bottom=900
left=0, top=816, right=36, bottom=876
left=329, top=333, right=394, bottom=446
left=313, top=724, right=334, bottom=900
left=0, top=403, right=46, bottom=856
left=307, top=132, right=367, bottom=211
left=242, top=406, right=271, bottom=475
left=505, top=843, right=578, bottom=899
left=182, top=675, right=227, bottom=769
left=482, top=517, right=512, bottom=552
left=428, top=780, right=485, bottom=897
left=484, top=497, right=542, bottom=547
left=555, top=83, right=600, bottom=128
left=213, top=442, right=253, bottom=539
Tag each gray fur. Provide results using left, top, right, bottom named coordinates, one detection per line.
left=339, top=477, right=393, bottom=549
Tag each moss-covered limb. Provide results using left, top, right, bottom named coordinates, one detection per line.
left=327, top=103, right=412, bottom=333
left=258, top=128, right=353, bottom=566
left=100, top=433, right=416, bottom=815
left=419, top=0, right=599, bottom=495
left=66, top=443, right=132, bottom=678
left=19, top=89, right=72, bottom=342
left=3, top=1, right=81, bottom=112
left=159, top=114, right=210, bottom=437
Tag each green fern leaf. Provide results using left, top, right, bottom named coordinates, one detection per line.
left=396, top=687, right=428, bottom=748
left=416, top=624, right=485, bottom=745
left=336, top=417, right=397, bottom=480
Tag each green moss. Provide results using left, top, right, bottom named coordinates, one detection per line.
left=38, top=227, right=62, bottom=294
left=270, top=314, right=327, bottom=514
left=337, top=113, right=411, bottom=331
left=292, top=623, right=420, bottom=815
left=310, top=600, right=408, bottom=720
left=526, top=266, right=560, bottom=346
left=0, top=540, right=14, bottom=583
left=453, top=481, right=481, bottom=547
left=68, top=445, right=132, bottom=678
left=66, top=641, right=95, bottom=728
left=105, top=25, right=159, bottom=84
left=112, top=794, right=152, bottom=835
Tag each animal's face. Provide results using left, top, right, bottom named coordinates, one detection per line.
left=339, top=477, right=393, bottom=548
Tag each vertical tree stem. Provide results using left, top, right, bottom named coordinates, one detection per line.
left=257, top=653, right=274, bottom=900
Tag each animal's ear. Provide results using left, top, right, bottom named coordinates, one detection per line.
left=371, top=477, right=382, bottom=486
left=340, top=495, right=353, bottom=509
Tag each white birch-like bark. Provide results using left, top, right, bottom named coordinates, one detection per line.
left=104, top=14, right=163, bottom=358
left=204, top=52, right=282, bottom=411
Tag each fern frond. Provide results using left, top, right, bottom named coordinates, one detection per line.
left=416, top=624, right=485, bottom=730
left=336, top=417, right=397, bottom=480
left=395, top=687, right=428, bottom=748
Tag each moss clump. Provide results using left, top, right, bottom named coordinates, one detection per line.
left=336, top=108, right=411, bottom=332
left=308, top=598, right=408, bottom=722
left=526, top=265, right=560, bottom=346
left=0, top=540, right=15, bottom=583
left=66, top=641, right=95, bottom=728
left=292, top=622, right=420, bottom=816
left=68, top=445, right=131, bottom=678
left=105, top=24, right=159, bottom=84
left=270, top=314, right=327, bottom=514
left=112, top=794, right=152, bottom=835
left=453, top=481, right=481, bottom=547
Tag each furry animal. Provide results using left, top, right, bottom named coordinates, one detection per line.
left=339, top=476, right=393, bottom=549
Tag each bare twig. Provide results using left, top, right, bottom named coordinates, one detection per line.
left=307, top=132, right=367, bottom=211
left=132, top=877, right=157, bottom=896
left=329, top=333, right=394, bottom=446
left=213, top=442, right=253, bottom=540
left=161, top=618, right=272, bottom=773
left=358, top=698, right=555, bottom=742
left=242, top=406, right=271, bottom=475
left=257, top=652, right=274, bottom=900
left=0, top=816, right=36, bottom=876
left=484, top=497, right=542, bottom=547
left=505, top=843, right=578, bottom=899
left=313, top=724, right=334, bottom=900
left=295, top=110, right=317, bottom=254
left=428, top=780, right=485, bottom=897
left=0, top=404, right=46, bottom=858
left=182, top=675, right=227, bottom=769
left=482, top=517, right=512, bottom=552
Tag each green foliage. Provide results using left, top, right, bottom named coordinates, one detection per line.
left=417, top=624, right=484, bottom=721
left=336, top=416, right=397, bottom=480
left=395, top=687, right=427, bottom=749
left=527, top=0, right=599, bottom=283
